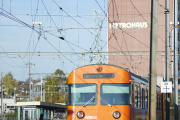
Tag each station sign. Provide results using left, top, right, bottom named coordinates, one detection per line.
left=161, top=82, right=172, bottom=93
left=23, top=106, right=36, bottom=111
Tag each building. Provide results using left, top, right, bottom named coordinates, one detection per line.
left=107, top=0, right=174, bottom=77
left=0, top=98, right=16, bottom=114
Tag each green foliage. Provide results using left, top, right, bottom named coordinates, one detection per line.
left=5, top=112, right=17, bottom=117
left=44, top=69, right=68, bottom=104
left=3, top=72, right=18, bottom=97
left=35, top=96, right=41, bottom=101
left=54, top=69, right=65, bottom=76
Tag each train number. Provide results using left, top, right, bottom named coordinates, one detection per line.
left=85, top=116, right=97, bottom=119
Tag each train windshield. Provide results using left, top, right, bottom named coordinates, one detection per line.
left=68, top=84, right=97, bottom=105
left=100, top=83, right=131, bottom=105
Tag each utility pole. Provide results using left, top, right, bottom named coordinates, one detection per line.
left=82, top=49, right=85, bottom=66
left=29, top=62, right=31, bottom=101
left=64, top=85, right=65, bottom=104
left=33, top=22, right=42, bottom=56
left=1, top=72, right=3, bottom=120
left=41, top=76, right=43, bottom=101
left=173, top=0, right=178, bottom=119
left=27, top=62, right=34, bottom=101
left=28, top=62, right=34, bottom=119
left=43, top=79, right=45, bottom=102
left=92, top=10, right=104, bottom=64
left=148, top=0, right=158, bottom=120
left=165, top=0, right=170, bottom=119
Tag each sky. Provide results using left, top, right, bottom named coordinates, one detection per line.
left=0, top=0, right=108, bottom=81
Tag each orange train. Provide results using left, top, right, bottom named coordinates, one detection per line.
left=68, top=64, right=162, bottom=120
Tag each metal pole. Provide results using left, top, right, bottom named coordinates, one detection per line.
left=165, top=0, right=170, bottom=87
left=29, top=62, right=31, bottom=101
left=41, top=76, right=42, bottom=101
left=38, top=24, right=41, bottom=56
left=165, top=0, right=170, bottom=120
left=14, top=88, right=16, bottom=103
left=82, top=49, right=84, bottom=66
left=148, top=0, right=158, bottom=120
left=43, top=80, right=45, bottom=102
left=64, top=85, right=65, bottom=103
left=173, top=0, right=178, bottom=119
left=1, top=72, right=3, bottom=120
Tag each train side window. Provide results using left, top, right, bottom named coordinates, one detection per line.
left=156, top=94, right=157, bottom=110
left=158, top=94, right=160, bottom=110
left=157, top=94, right=159, bottom=110
left=145, top=89, right=148, bottom=109
left=138, top=86, right=141, bottom=108
left=134, top=85, right=138, bottom=108
left=156, top=94, right=158, bottom=110
left=160, top=94, right=161, bottom=110
left=142, top=88, right=143, bottom=109
left=142, top=88, right=145, bottom=109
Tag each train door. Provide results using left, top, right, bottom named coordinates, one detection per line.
left=131, top=83, right=134, bottom=119
left=141, top=84, right=148, bottom=120
left=141, top=84, right=146, bottom=120
left=133, top=83, right=138, bottom=119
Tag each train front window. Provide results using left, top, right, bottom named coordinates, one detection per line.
left=100, top=83, right=131, bottom=105
left=68, top=84, right=97, bottom=105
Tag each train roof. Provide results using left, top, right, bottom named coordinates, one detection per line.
left=129, top=72, right=161, bottom=90
left=129, top=72, right=149, bottom=85
left=72, top=64, right=130, bottom=72
left=70, top=64, right=160, bottom=89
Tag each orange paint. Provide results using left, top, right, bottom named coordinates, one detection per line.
left=68, top=65, right=132, bottom=120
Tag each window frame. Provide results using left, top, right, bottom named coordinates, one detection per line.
left=100, top=83, right=131, bottom=105
left=68, top=84, right=97, bottom=106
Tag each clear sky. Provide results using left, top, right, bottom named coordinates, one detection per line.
left=0, top=0, right=108, bottom=81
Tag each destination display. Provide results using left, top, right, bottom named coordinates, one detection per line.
left=83, top=73, right=115, bottom=79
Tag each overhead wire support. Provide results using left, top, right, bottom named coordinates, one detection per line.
left=33, top=22, right=42, bottom=56
left=148, top=0, right=158, bottom=119
left=27, top=62, right=35, bottom=101
left=165, top=0, right=170, bottom=119
left=173, top=0, right=179, bottom=119
left=92, top=10, right=104, bottom=64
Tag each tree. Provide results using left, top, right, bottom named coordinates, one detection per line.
left=3, top=72, right=18, bottom=97
left=35, top=96, right=41, bottom=101
left=54, top=69, right=65, bottom=76
left=44, top=69, right=68, bottom=104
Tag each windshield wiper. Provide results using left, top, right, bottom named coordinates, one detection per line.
left=100, top=97, right=112, bottom=107
left=83, top=96, right=95, bottom=107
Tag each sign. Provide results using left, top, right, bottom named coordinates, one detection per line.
left=161, top=82, right=172, bottom=93
left=109, top=22, right=148, bottom=29
left=83, top=74, right=115, bottom=79
left=23, top=106, right=36, bottom=111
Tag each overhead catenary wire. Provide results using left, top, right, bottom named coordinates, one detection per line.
left=52, top=0, right=137, bottom=67
left=95, top=0, right=166, bottom=73
left=0, top=44, right=24, bottom=68
left=0, top=0, right=168, bottom=79
left=0, top=7, right=80, bottom=68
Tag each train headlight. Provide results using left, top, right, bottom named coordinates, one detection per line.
left=113, top=111, right=120, bottom=119
left=77, top=111, right=85, bottom=119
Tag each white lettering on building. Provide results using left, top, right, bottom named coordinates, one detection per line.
left=109, top=22, right=148, bottom=29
